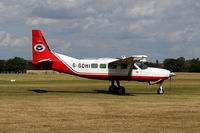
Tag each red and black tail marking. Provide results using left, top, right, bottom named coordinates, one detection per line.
left=31, top=30, right=74, bottom=73
left=32, top=30, right=51, bottom=64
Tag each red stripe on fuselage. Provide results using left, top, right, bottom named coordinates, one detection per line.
left=44, top=52, right=75, bottom=74
left=75, top=74, right=168, bottom=81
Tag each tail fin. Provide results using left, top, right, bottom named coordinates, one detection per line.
left=32, top=30, right=51, bottom=65
left=31, top=30, right=75, bottom=73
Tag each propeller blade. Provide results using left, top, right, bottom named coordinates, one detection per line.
left=170, top=76, right=171, bottom=90
left=169, top=72, right=175, bottom=90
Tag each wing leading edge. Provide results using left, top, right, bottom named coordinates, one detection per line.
left=109, top=55, right=147, bottom=65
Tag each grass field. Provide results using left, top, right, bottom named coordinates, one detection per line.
left=0, top=73, right=200, bottom=133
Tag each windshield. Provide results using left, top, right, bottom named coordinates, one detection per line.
left=136, top=62, right=148, bottom=70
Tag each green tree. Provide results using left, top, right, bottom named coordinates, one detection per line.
left=176, top=57, right=185, bottom=72
left=182, top=60, right=191, bottom=72
left=163, top=59, right=177, bottom=72
left=163, top=57, right=185, bottom=72
left=189, top=58, right=200, bottom=72
left=5, top=57, right=27, bottom=73
left=0, top=60, right=6, bottom=72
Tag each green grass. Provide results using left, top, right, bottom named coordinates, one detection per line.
left=0, top=73, right=200, bottom=133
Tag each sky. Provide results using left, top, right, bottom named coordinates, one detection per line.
left=0, top=0, right=200, bottom=62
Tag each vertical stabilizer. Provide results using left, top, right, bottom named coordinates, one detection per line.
left=32, top=30, right=51, bottom=64
left=31, top=30, right=75, bottom=73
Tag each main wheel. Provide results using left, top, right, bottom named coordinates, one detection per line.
left=157, top=88, right=164, bottom=95
left=117, top=86, right=125, bottom=95
left=109, top=85, right=118, bottom=94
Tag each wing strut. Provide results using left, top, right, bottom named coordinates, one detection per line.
left=128, top=63, right=135, bottom=79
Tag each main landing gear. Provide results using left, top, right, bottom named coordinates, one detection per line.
left=109, top=80, right=125, bottom=95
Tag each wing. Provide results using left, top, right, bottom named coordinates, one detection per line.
left=110, top=55, right=147, bottom=65
left=109, top=55, right=147, bottom=77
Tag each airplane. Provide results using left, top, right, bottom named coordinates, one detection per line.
left=31, top=30, right=175, bottom=95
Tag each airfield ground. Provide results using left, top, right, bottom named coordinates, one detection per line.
left=0, top=73, right=200, bottom=133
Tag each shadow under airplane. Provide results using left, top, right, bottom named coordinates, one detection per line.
left=29, top=89, right=157, bottom=96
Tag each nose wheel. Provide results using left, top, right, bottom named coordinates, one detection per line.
left=108, top=80, right=125, bottom=95
left=157, top=84, right=164, bottom=95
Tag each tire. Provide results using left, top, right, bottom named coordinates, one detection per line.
left=157, top=88, right=164, bottom=95
left=109, top=85, right=118, bottom=94
left=117, top=86, right=125, bottom=95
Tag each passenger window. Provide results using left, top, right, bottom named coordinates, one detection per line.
left=91, top=64, right=98, bottom=68
left=108, top=64, right=117, bottom=69
left=120, top=64, right=127, bottom=69
left=100, top=64, right=106, bottom=68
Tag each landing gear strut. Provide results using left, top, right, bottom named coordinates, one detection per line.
left=109, top=80, right=125, bottom=95
left=149, top=79, right=165, bottom=95
left=157, top=83, right=164, bottom=95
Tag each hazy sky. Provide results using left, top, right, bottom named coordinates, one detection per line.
left=0, top=0, right=200, bottom=62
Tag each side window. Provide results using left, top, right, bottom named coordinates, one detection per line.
left=108, top=64, right=117, bottom=69
left=91, top=64, right=98, bottom=68
left=100, top=64, right=106, bottom=69
left=120, top=64, right=127, bottom=69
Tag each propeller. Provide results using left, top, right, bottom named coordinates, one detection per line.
left=169, top=72, right=176, bottom=90
left=170, top=75, right=171, bottom=89
left=170, top=72, right=176, bottom=77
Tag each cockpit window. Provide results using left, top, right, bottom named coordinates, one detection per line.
left=136, top=62, right=148, bottom=70
left=132, top=65, right=137, bottom=70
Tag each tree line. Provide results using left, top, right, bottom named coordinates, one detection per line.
left=0, top=57, right=200, bottom=73
left=145, top=57, right=200, bottom=72
left=0, top=57, right=41, bottom=73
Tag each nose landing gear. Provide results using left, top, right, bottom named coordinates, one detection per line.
left=157, top=84, right=164, bottom=95
left=149, top=79, right=165, bottom=95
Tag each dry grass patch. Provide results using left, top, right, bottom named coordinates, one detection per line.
left=0, top=73, right=200, bottom=133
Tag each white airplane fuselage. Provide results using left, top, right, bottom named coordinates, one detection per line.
left=52, top=52, right=170, bottom=81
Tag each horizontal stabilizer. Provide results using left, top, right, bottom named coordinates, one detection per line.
left=38, top=58, right=52, bottom=63
left=31, top=58, right=52, bottom=65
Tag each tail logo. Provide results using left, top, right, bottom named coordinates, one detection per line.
left=34, top=44, right=45, bottom=52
